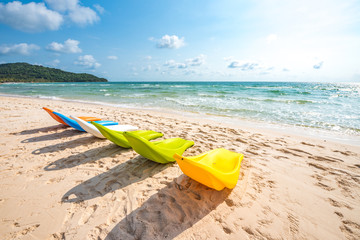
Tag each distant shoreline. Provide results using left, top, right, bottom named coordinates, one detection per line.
left=0, top=62, right=108, bottom=83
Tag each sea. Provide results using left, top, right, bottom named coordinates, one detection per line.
left=1, top=81, right=359, bottom=145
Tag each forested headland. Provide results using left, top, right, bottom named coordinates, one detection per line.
left=0, top=63, right=108, bottom=83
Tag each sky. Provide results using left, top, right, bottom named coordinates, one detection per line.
left=0, top=0, right=359, bottom=82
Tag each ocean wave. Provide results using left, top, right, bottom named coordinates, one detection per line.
left=164, top=97, right=200, bottom=107
left=171, top=85, right=191, bottom=88
left=257, top=98, right=315, bottom=104
left=0, top=82, right=359, bottom=139
left=298, top=91, right=311, bottom=95
left=244, top=86, right=294, bottom=89
left=197, top=93, right=226, bottom=98
left=268, top=90, right=287, bottom=95
left=36, top=95, right=63, bottom=100
left=295, top=120, right=360, bottom=135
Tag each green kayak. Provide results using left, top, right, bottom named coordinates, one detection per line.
left=92, top=122, right=163, bottom=148
left=123, top=131, right=194, bottom=164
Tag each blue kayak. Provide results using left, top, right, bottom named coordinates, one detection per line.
left=53, top=112, right=118, bottom=131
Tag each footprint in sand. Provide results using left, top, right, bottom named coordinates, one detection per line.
left=307, top=162, right=329, bottom=172
left=79, top=204, right=98, bottom=225
left=334, top=150, right=352, bottom=156
left=87, top=223, right=109, bottom=239
left=328, top=198, right=353, bottom=210
left=301, top=141, right=315, bottom=146
left=50, top=232, right=66, bottom=240
left=287, top=213, right=300, bottom=235
left=309, top=155, right=343, bottom=163
left=9, top=224, right=40, bottom=239
left=340, top=220, right=360, bottom=239
left=315, top=181, right=335, bottom=191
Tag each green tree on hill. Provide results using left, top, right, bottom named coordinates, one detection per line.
left=0, top=62, right=108, bottom=83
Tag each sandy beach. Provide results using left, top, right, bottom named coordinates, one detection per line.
left=0, top=95, right=359, bottom=240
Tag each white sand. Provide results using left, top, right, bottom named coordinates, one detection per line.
left=0, top=96, right=359, bottom=239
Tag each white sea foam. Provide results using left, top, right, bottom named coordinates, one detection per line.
left=0, top=82, right=359, bottom=144
left=37, top=95, right=62, bottom=100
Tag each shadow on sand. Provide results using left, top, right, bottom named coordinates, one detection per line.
left=12, top=124, right=68, bottom=136
left=62, top=156, right=172, bottom=203
left=44, top=144, right=129, bottom=171
left=105, top=175, right=232, bottom=239
left=22, top=129, right=83, bottom=143
left=31, top=136, right=100, bottom=155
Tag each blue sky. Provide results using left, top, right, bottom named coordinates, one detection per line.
left=0, top=0, right=359, bottom=82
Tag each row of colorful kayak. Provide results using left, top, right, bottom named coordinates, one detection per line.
left=43, top=107, right=244, bottom=191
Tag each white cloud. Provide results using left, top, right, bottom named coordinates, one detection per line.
left=164, top=60, right=177, bottom=68
left=164, top=54, right=207, bottom=70
left=144, top=56, right=152, bottom=60
left=45, top=0, right=99, bottom=26
left=142, top=65, right=152, bottom=71
left=227, top=60, right=276, bottom=75
left=164, top=60, right=186, bottom=69
left=0, top=1, right=63, bottom=32
left=186, top=54, right=206, bottom=66
left=177, top=63, right=187, bottom=69
left=156, top=35, right=185, bottom=49
left=228, top=60, right=261, bottom=71
left=313, top=61, right=324, bottom=69
left=0, top=43, right=40, bottom=55
left=46, top=39, right=82, bottom=53
left=68, top=5, right=99, bottom=26
left=184, top=69, right=197, bottom=75
left=0, top=1, right=100, bottom=32
left=266, top=34, right=278, bottom=44
left=93, top=4, right=104, bottom=14
left=75, top=55, right=101, bottom=69
left=107, top=55, right=118, bottom=60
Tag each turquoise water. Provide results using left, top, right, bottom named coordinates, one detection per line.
left=1, top=82, right=360, bottom=139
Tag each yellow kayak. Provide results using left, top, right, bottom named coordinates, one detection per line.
left=173, top=148, right=244, bottom=191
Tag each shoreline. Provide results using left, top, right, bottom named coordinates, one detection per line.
left=1, top=93, right=359, bottom=146
left=1, top=95, right=360, bottom=239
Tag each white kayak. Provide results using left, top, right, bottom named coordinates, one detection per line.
left=70, top=115, right=138, bottom=138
